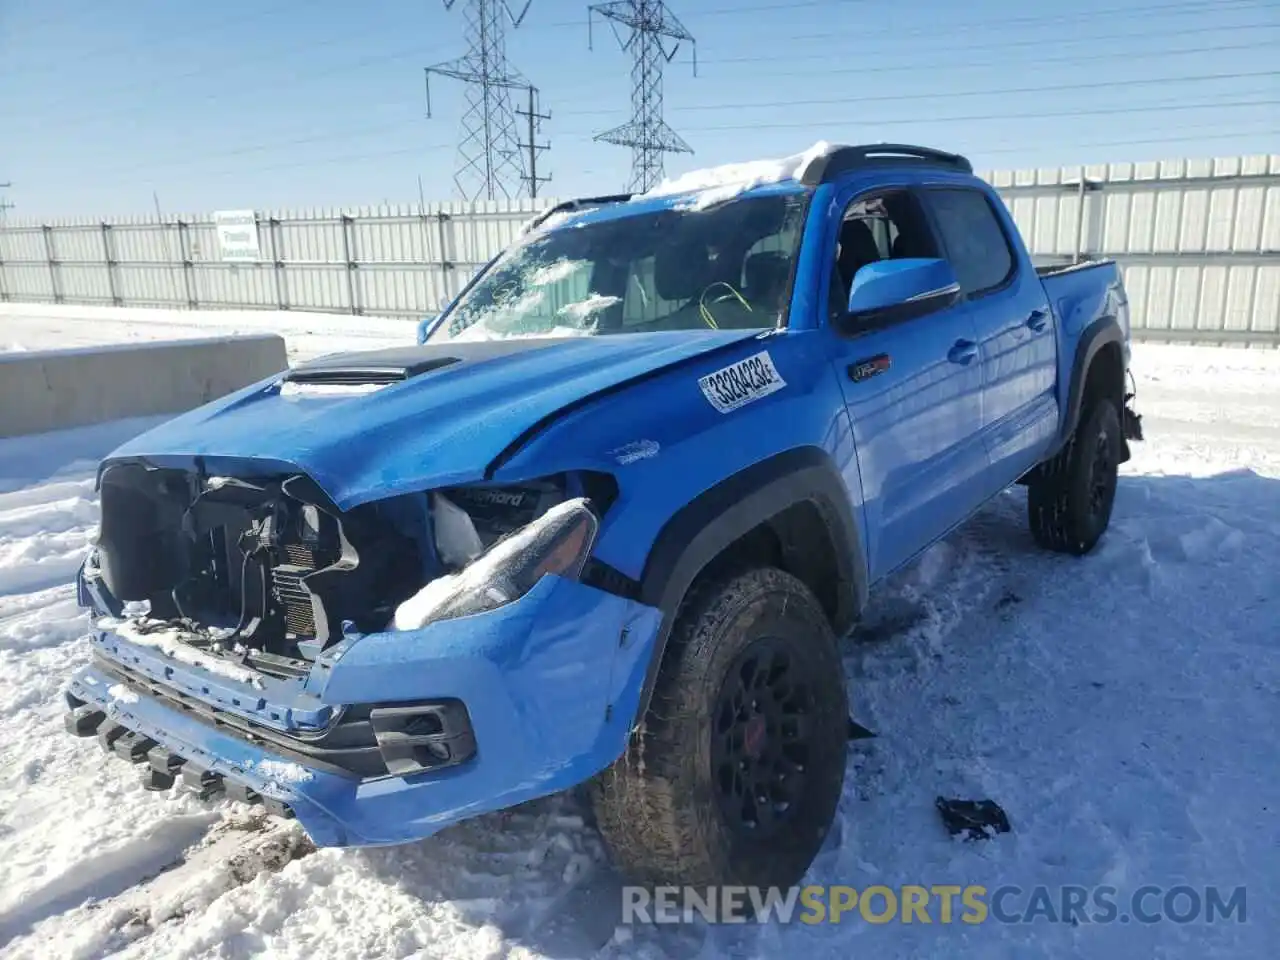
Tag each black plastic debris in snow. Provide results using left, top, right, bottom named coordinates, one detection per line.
left=936, top=797, right=1012, bottom=840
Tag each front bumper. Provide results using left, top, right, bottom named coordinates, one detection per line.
left=65, top=574, right=662, bottom=847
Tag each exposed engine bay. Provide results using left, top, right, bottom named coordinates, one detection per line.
left=92, top=461, right=596, bottom=680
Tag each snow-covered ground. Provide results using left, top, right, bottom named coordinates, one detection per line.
left=0, top=303, right=413, bottom=365
left=0, top=305, right=1277, bottom=958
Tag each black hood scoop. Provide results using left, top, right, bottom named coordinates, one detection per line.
left=283, top=339, right=569, bottom=386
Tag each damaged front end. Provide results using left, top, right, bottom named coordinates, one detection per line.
left=68, top=461, right=661, bottom=846
left=87, top=462, right=431, bottom=670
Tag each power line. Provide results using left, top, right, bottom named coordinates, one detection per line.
left=689, top=37, right=1280, bottom=84
left=553, top=95, right=1280, bottom=139
left=778, top=0, right=1275, bottom=44
left=0, top=39, right=457, bottom=130
left=555, top=69, right=1280, bottom=118
left=886, top=119, right=1280, bottom=160
left=3, top=4, right=1272, bottom=132
left=189, top=144, right=452, bottom=178
left=18, top=15, right=1270, bottom=135
left=79, top=143, right=458, bottom=194
left=0, top=0, right=1267, bottom=98
left=692, top=15, right=1280, bottom=68
left=43, top=68, right=1280, bottom=184
left=60, top=124, right=1276, bottom=207
left=589, top=1, right=698, bottom=192
left=1, top=8, right=442, bottom=106
left=529, top=0, right=1268, bottom=32
left=7, top=0, right=1276, bottom=208
left=83, top=116, right=432, bottom=179
left=0, top=3, right=138, bottom=46
left=530, top=0, right=870, bottom=28
left=978, top=127, right=1280, bottom=160
left=541, top=20, right=1280, bottom=114
left=0, top=0, right=301, bottom=82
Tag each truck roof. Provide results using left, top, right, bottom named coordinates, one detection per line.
left=529, top=141, right=973, bottom=233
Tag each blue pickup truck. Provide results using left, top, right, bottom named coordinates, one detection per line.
left=65, top=143, right=1141, bottom=889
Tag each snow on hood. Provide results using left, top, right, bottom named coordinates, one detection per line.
left=640, top=141, right=838, bottom=210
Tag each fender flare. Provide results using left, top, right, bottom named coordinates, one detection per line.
left=1055, top=316, right=1126, bottom=451
left=630, top=446, right=867, bottom=724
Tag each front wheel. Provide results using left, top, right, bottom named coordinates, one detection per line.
left=1028, top=397, right=1122, bottom=555
left=589, top=567, right=849, bottom=888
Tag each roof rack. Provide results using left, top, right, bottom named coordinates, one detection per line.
left=800, top=143, right=973, bottom=186
left=522, top=193, right=634, bottom=234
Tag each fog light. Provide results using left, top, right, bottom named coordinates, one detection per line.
left=370, top=700, right=476, bottom=777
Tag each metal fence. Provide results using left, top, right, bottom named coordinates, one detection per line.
left=1, top=153, right=1277, bottom=344
left=0, top=198, right=548, bottom=321
left=990, top=154, right=1280, bottom=346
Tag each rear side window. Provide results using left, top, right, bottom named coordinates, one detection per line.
left=927, top=189, right=1015, bottom=296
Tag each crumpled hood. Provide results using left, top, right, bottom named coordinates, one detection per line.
left=103, top=330, right=762, bottom=508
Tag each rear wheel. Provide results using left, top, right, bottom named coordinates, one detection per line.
left=1028, top=397, right=1121, bottom=555
left=589, top=567, right=848, bottom=888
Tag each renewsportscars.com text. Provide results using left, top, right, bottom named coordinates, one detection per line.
left=622, top=884, right=1247, bottom=926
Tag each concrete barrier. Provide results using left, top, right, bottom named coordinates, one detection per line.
left=0, top=335, right=288, bottom=438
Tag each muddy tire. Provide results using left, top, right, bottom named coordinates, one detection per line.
left=1028, top=397, right=1122, bottom=555
left=589, top=567, right=848, bottom=888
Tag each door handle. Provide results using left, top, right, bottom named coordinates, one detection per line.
left=1026, top=309, right=1049, bottom=332
left=947, top=339, right=978, bottom=364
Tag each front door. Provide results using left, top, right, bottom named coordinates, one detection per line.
left=826, top=189, right=988, bottom=581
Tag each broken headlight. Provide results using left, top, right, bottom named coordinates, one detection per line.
left=392, top=498, right=598, bottom=630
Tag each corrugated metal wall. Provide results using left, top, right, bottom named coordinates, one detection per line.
left=2, top=155, right=1277, bottom=344
left=984, top=154, right=1280, bottom=345
left=0, top=199, right=546, bottom=320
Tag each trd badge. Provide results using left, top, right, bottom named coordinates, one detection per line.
left=850, top=353, right=892, bottom=382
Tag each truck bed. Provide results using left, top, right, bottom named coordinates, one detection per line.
left=1034, top=258, right=1116, bottom=279
left=1037, top=257, right=1129, bottom=387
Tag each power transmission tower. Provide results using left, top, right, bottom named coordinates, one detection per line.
left=0, top=183, right=13, bottom=221
left=425, top=1, right=535, bottom=202
left=516, top=86, right=551, bottom=199
left=588, top=1, right=696, bottom=193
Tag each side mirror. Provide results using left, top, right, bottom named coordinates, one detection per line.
left=843, top=258, right=961, bottom=330
left=416, top=315, right=437, bottom=344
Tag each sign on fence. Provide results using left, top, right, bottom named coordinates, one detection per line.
left=213, top=210, right=261, bottom=262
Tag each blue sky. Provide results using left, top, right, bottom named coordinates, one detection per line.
left=0, top=0, right=1276, bottom=217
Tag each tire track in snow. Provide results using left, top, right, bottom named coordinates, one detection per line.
left=0, top=551, right=90, bottom=600
left=0, top=584, right=77, bottom=624
left=0, top=814, right=219, bottom=946
left=0, top=476, right=98, bottom=601
left=0, top=494, right=98, bottom=542
left=0, top=479, right=96, bottom=513
left=0, top=814, right=316, bottom=959
left=0, top=593, right=84, bottom=655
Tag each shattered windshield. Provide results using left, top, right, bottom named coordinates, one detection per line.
left=428, top=192, right=808, bottom=342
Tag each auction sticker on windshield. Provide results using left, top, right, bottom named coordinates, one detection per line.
left=698, top=351, right=787, bottom=414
